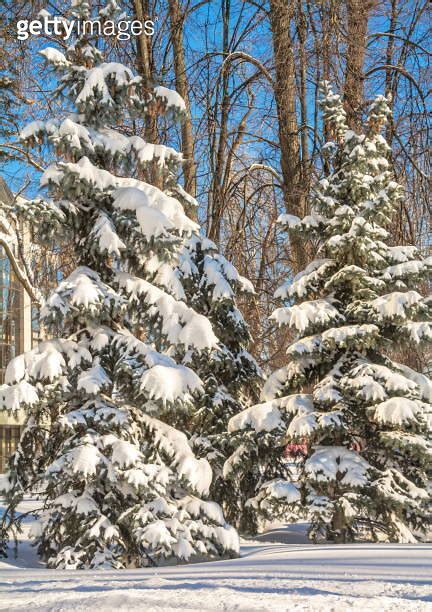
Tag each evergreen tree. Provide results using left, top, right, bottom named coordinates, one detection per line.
left=227, top=84, right=432, bottom=543
left=0, top=1, right=239, bottom=568
left=178, top=235, right=263, bottom=533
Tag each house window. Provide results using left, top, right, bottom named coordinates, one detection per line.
left=0, top=425, right=22, bottom=473
left=0, top=247, right=22, bottom=384
left=0, top=246, right=25, bottom=472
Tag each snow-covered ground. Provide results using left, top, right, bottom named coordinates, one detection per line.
left=0, top=501, right=431, bottom=611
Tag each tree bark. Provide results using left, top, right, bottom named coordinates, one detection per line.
left=297, top=1, right=309, bottom=188
left=268, top=0, right=306, bottom=273
left=133, top=0, right=161, bottom=188
left=344, top=0, right=373, bottom=131
left=168, top=0, right=197, bottom=206
left=133, top=0, right=156, bottom=137
left=316, top=1, right=341, bottom=143
left=208, top=0, right=231, bottom=244
left=384, top=0, right=398, bottom=143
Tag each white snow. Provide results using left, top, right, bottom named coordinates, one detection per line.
left=256, top=479, right=301, bottom=504
left=313, top=376, right=342, bottom=404
left=181, top=247, right=256, bottom=298
left=346, top=374, right=387, bottom=402
left=136, top=203, right=175, bottom=239
left=4, top=354, right=27, bottom=384
left=30, top=344, right=66, bottom=381
left=228, top=394, right=314, bottom=434
left=201, top=258, right=233, bottom=299
left=40, top=47, right=70, bottom=67
left=388, top=245, right=419, bottom=263
left=91, top=213, right=126, bottom=256
left=351, top=362, right=418, bottom=395
left=114, top=331, right=204, bottom=401
left=322, top=324, right=379, bottom=345
left=143, top=255, right=186, bottom=300
left=116, top=272, right=218, bottom=350
left=58, top=118, right=93, bottom=149
left=383, top=259, right=431, bottom=282
left=20, top=120, right=51, bottom=140
left=129, top=137, right=182, bottom=168
left=141, top=416, right=212, bottom=495
left=370, top=291, right=423, bottom=320
left=275, top=259, right=335, bottom=299
left=111, top=440, right=141, bottom=468
left=40, top=267, right=124, bottom=319
left=65, top=271, right=102, bottom=307
left=373, top=397, right=426, bottom=426
left=395, top=363, right=432, bottom=402
left=287, top=324, right=379, bottom=357
left=306, top=447, right=370, bottom=486
left=41, top=157, right=199, bottom=237
left=272, top=299, right=342, bottom=333
left=75, top=63, right=137, bottom=107
left=113, top=185, right=198, bottom=236
left=77, top=364, right=111, bottom=395
left=404, top=322, right=432, bottom=344
left=140, top=364, right=201, bottom=404
left=0, top=380, right=39, bottom=411
left=113, top=187, right=173, bottom=237
left=277, top=213, right=301, bottom=228
left=0, top=498, right=431, bottom=611
left=228, top=401, right=283, bottom=433
left=153, top=86, right=186, bottom=113
left=24, top=118, right=183, bottom=169
left=288, top=411, right=317, bottom=436
left=65, top=443, right=104, bottom=478
left=261, top=360, right=316, bottom=401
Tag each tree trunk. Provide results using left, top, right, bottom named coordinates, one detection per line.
left=319, top=1, right=341, bottom=144
left=268, top=0, right=306, bottom=274
left=207, top=0, right=231, bottom=244
left=133, top=0, right=161, bottom=188
left=168, top=0, right=197, bottom=207
left=330, top=505, right=347, bottom=543
left=384, top=0, right=398, bottom=143
left=344, top=0, right=373, bottom=131
left=297, top=1, right=310, bottom=191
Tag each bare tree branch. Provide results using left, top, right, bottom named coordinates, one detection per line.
left=221, top=51, right=274, bottom=86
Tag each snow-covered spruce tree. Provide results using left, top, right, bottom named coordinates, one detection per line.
left=176, top=236, right=263, bottom=532
left=227, top=83, right=432, bottom=543
left=0, top=2, right=239, bottom=568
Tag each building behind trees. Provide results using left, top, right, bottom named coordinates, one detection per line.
left=0, top=177, right=34, bottom=471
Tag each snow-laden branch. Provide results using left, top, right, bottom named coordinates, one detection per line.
left=247, top=163, right=282, bottom=184
left=221, top=52, right=274, bottom=86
